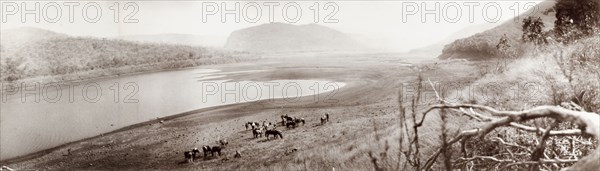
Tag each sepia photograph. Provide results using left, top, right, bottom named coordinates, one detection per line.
left=0, top=0, right=599, bottom=170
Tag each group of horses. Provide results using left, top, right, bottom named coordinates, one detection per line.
left=247, top=121, right=283, bottom=139
left=183, top=113, right=331, bottom=163
left=281, top=114, right=306, bottom=128
left=183, top=139, right=228, bottom=163
left=247, top=113, right=330, bottom=140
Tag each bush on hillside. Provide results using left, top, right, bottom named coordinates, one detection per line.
left=554, top=0, right=600, bottom=43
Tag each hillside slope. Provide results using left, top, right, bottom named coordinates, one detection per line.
left=1, top=27, right=68, bottom=49
left=438, top=0, right=557, bottom=60
left=408, top=23, right=498, bottom=57
left=116, top=34, right=227, bottom=47
left=0, top=28, right=249, bottom=82
left=224, top=23, right=364, bottom=52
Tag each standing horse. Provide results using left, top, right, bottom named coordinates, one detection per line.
left=281, top=114, right=287, bottom=124
left=321, top=113, right=330, bottom=125
left=192, top=148, right=201, bottom=160
left=202, top=145, right=212, bottom=158
left=184, top=151, right=194, bottom=163
left=219, top=139, right=228, bottom=146
left=294, top=118, right=305, bottom=125
left=265, top=130, right=283, bottom=139
left=252, top=127, right=263, bottom=138
left=281, top=114, right=294, bottom=125
left=286, top=121, right=297, bottom=128
left=286, top=117, right=305, bottom=128
left=211, top=146, right=222, bottom=156
left=284, top=116, right=294, bottom=122
left=245, top=122, right=259, bottom=130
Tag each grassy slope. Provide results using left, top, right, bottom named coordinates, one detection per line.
left=471, top=35, right=600, bottom=111
left=438, top=0, right=557, bottom=60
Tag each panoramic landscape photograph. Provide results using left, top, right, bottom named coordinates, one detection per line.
left=0, top=0, right=599, bottom=170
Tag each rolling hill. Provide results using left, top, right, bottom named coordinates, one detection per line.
left=0, top=28, right=248, bottom=82
left=224, top=23, right=365, bottom=52
left=438, top=0, right=557, bottom=60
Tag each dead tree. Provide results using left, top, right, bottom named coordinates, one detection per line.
left=415, top=80, right=599, bottom=170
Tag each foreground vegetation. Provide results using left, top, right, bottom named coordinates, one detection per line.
left=389, top=0, right=600, bottom=169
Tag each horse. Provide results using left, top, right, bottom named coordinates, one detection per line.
left=321, top=114, right=329, bottom=124
left=286, top=121, right=297, bottom=128
left=219, top=139, right=228, bottom=147
left=234, top=150, right=242, bottom=158
left=245, top=122, right=259, bottom=130
left=284, top=116, right=294, bottom=122
left=281, top=114, right=294, bottom=124
left=184, top=151, right=194, bottom=163
left=192, top=148, right=201, bottom=159
left=202, top=145, right=212, bottom=158
left=321, top=113, right=330, bottom=125
left=265, top=130, right=283, bottom=139
left=253, top=127, right=263, bottom=138
left=211, top=146, right=222, bottom=156
left=286, top=117, right=305, bottom=128
left=294, top=118, right=305, bottom=125
left=281, top=114, right=288, bottom=124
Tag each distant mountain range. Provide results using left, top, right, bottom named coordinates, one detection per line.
left=224, top=23, right=366, bottom=52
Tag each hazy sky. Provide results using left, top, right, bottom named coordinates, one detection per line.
left=1, top=1, right=541, bottom=51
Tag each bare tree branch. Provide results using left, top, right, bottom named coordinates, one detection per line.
left=419, top=103, right=600, bottom=170
left=419, top=78, right=599, bottom=170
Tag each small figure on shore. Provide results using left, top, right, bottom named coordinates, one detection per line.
left=234, top=150, right=242, bottom=158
